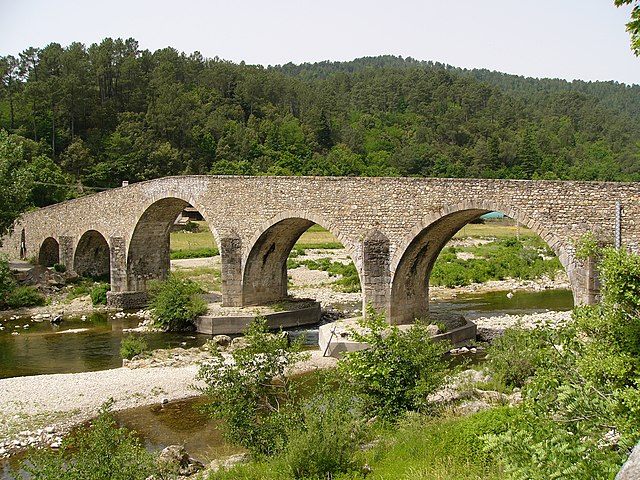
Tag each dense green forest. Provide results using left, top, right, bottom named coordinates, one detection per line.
left=1, top=39, right=639, bottom=207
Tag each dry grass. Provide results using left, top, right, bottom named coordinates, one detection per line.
left=170, top=222, right=217, bottom=251
left=454, top=221, right=538, bottom=239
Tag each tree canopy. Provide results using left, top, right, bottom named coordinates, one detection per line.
left=616, top=0, right=640, bottom=55
left=0, top=40, right=639, bottom=204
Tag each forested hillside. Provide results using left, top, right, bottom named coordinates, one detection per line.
left=1, top=39, right=639, bottom=207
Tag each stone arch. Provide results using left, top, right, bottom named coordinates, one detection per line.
left=242, top=211, right=358, bottom=306
left=389, top=202, right=576, bottom=324
left=38, top=237, right=60, bottom=267
left=74, top=230, right=110, bottom=280
left=126, top=197, right=219, bottom=291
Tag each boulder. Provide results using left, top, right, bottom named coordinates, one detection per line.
left=210, top=335, right=231, bottom=349
left=616, top=441, right=640, bottom=479
left=229, top=336, right=249, bottom=351
left=156, top=445, right=204, bottom=476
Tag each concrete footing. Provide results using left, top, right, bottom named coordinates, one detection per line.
left=106, top=291, right=148, bottom=309
left=194, top=302, right=321, bottom=335
left=319, top=315, right=477, bottom=359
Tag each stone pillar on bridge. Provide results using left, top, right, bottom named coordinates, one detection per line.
left=109, top=236, right=127, bottom=292
left=567, top=254, right=600, bottom=305
left=58, top=236, right=75, bottom=271
left=220, top=234, right=243, bottom=307
left=106, top=235, right=149, bottom=309
left=361, top=229, right=391, bottom=318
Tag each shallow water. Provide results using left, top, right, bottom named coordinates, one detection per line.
left=0, top=289, right=573, bottom=380
left=0, top=313, right=209, bottom=379
left=113, top=396, right=243, bottom=463
left=431, top=288, right=573, bottom=317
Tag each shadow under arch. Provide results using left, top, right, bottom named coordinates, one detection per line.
left=38, top=237, right=60, bottom=267
left=126, top=197, right=220, bottom=292
left=389, top=203, right=574, bottom=325
left=74, top=230, right=110, bottom=280
left=242, top=212, right=359, bottom=306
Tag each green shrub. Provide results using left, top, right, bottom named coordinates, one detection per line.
left=18, top=401, right=157, bottom=480
left=280, top=387, right=367, bottom=479
left=430, top=237, right=562, bottom=287
left=67, top=284, right=91, bottom=300
left=120, top=334, right=149, bottom=360
left=485, top=247, right=640, bottom=479
left=52, top=263, right=66, bottom=272
left=182, top=220, right=200, bottom=232
left=197, top=317, right=309, bottom=458
left=486, top=326, right=551, bottom=388
left=5, top=285, right=46, bottom=308
left=148, top=274, right=207, bottom=331
left=90, top=283, right=110, bottom=306
left=337, top=306, right=451, bottom=420
left=0, top=256, right=16, bottom=309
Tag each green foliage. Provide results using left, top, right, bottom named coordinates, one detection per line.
left=279, top=387, right=367, bottom=479
left=485, top=247, right=640, bottom=478
left=574, top=231, right=599, bottom=260
left=5, top=285, right=46, bottom=308
left=17, top=401, right=157, bottom=480
left=616, top=0, right=640, bottom=55
left=181, top=220, right=200, bottom=232
left=486, top=326, right=551, bottom=388
left=430, top=237, right=561, bottom=287
left=357, top=410, right=511, bottom=480
left=0, top=256, right=16, bottom=309
left=3, top=46, right=640, bottom=191
left=89, top=282, right=110, bottom=306
left=337, top=306, right=451, bottom=420
left=0, top=130, right=32, bottom=239
left=169, top=246, right=219, bottom=259
left=197, top=317, right=310, bottom=458
left=52, top=263, right=66, bottom=273
left=120, top=334, right=149, bottom=360
left=148, top=274, right=207, bottom=331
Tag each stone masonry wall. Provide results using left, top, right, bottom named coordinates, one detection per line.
left=1, top=176, right=638, bottom=321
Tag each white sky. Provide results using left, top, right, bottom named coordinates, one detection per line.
left=1, top=0, right=639, bottom=85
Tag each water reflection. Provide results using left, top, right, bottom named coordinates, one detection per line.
left=0, top=313, right=209, bottom=379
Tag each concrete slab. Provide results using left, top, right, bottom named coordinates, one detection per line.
left=319, top=316, right=477, bottom=359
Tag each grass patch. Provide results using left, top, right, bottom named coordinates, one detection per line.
left=206, top=410, right=510, bottom=480
left=360, top=410, right=510, bottom=480
left=5, top=286, right=46, bottom=308
left=170, top=247, right=219, bottom=259
left=170, top=221, right=217, bottom=251
left=453, top=220, right=538, bottom=239
left=296, top=225, right=342, bottom=247
left=172, top=266, right=221, bottom=291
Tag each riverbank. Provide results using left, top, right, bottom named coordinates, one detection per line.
left=0, top=350, right=336, bottom=458
left=0, top=306, right=574, bottom=458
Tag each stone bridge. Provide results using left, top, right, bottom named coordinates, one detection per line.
left=1, top=176, right=639, bottom=324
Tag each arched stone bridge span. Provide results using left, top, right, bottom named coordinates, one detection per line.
left=2, top=176, right=639, bottom=324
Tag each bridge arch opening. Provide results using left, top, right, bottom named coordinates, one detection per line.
left=242, top=217, right=361, bottom=309
left=389, top=208, right=573, bottom=324
left=38, top=237, right=60, bottom=267
left=74, top=230, right=110, bottom=280
left=127, top=198, right=219, bottom=292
